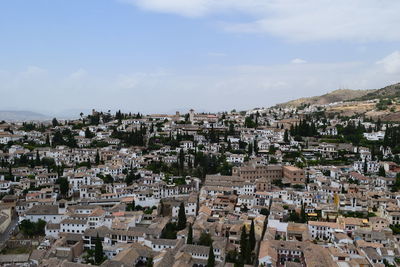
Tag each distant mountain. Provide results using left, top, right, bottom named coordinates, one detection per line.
left=278, top=89, right=376, bottom=107
left=0, top=111, right=49, bottom=121
left=352, top=82, right=400, bottom=101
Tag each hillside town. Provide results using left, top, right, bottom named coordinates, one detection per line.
left=0, top=104, right=399, bottom=267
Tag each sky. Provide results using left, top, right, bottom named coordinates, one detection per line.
left=1, top=0, right=400, bottom=117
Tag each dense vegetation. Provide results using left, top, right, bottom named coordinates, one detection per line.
left=19, top=219, right=46, bottom=236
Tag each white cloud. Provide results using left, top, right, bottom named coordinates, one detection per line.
left=69, top=68, right=88, bottom=80
left=21, top=66, right=47, bottom=77
left=116, top=70, right=169, bottom=89
left=1, top=57, right=399, bottom=114
left=121, top=0, right=400, bottom=42
left=120, top=0, right=211, bottom=17
left=291, top=58, right=307, bottom=64
left=377, top=51, right=400, bottom=74
left=12, top=66, right=48, bottom=90
left=116, top=73, right=142, bottom=89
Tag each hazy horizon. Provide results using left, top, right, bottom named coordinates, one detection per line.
left=2, top=0, right=400, bottom=115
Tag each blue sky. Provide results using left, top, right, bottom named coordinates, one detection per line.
left=1, top=0, right=400, bottom=116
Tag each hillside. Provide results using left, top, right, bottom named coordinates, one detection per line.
left=0, top=111, right=49, bottom=121
left=278, top=89, right=375, bottom=107
left=319, top=82, right=400, bottom=121
left=352, top=82, right=400, bottom=101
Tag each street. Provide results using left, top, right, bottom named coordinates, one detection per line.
left=0, top=218, right=18, bottom=243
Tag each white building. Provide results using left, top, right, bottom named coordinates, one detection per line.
left=23, top=204, right=64, bottom=223
left=60, top=218, right=89, bottom=234
left=308, top=221, right=343, bottom=241
left=227, top=154, right=245, bottom=164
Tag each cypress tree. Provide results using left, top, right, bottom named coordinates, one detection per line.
left=253, top=139, right=258, bottom=154
left=207, top=244, right=215, bottom=267
left=35, top=150, right=41, bottom=166
left=52, top=118, right=59, bottom=127
left=29, top=158, right=34, bottom=168
left=85, top=127, right=93, bottom=138
left=87, top=159, right=91, bottom=169
left=45, top=134, right=50, bottom=146
left=363, top=160, right=368, bottom=174
left=249, top=220, right=256, bottom=251
left=94, top=233, right=104, bottom=264
left=187, top=223, right=193, bottom=244
left=300, top=203, right=307, bottom=223
left=284, top=129, right=289, bottom=143
left=57, top=177, right=69, bottom=197
left=131, top=198, right=135, bottom=211
left=379, top=166, right=386, bottom=177
left=179, top=149, right=185, bottom=171
left=95, top=150, right=100, bottom=165
left=209, top=124, right=216, bottom=142
left=240, top=226, right=248, bottom=263
left=177, top=202, right=187, bottom=230
left=8, top=165, right=13, bottom=181
left=229, top=122, right=235, bottom=135
left=248, top=143, right=253, bottom=155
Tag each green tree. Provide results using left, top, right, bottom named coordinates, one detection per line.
left=95, top=150, right=100, bottom=165
left=100, top=174, right=114, bottom=184
left=177, top=202, right=187, bottom=230
left=226, top=249, right=240, bottom=264
left=179, top=149, right=185, bottom=171
left=125, top=167, right=136, bottom=186
left=161, top=222, right=177, bottom=239
left=52, top=131, right=64, bottom=146
left=35, top=150, right=41, bottom=166
left=207, top=244, right=215, bottom=267
left=56, top=177, right=69, bottom=197
left=248, top=143, right=253, bottom=155
left=45, top=134, right=50, bottom=146
left=52, top=118, right=59, bottom=127
left=95, top=233, right=105, bottom=265
left=288, top=211, right=301, bottom=222
left=284, top=129, right=289, bottom=142
left=260, top=208, right=270, bottom=216
left=187, top=223, right=193, bottom=244
left=240, top=226, right=250, bottom=264
left=131, top=198, right=135, bottom=211
left=253, top=140, right=258, bottom=154
left=249, top=220, right=256, bottom=251
left=300, top=203, right=307, bottom=223
left=244, top=117, right=257, bottom=128
left=87, top=159, right=91, bottom=169
left=85, top=127, right=94, bottom=138
left=229, top=122, right=235, bottom=135
left=19, top=219, right=46, bottom=236
left=363, top=160, right=368, bottom=174
left=378, top=166, right=386, bottom=177
left=392, top=173, right=400, bottom=192
left=146, top=258, right=153, bottom=267
left=199, top=232, right=213, bottom=246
